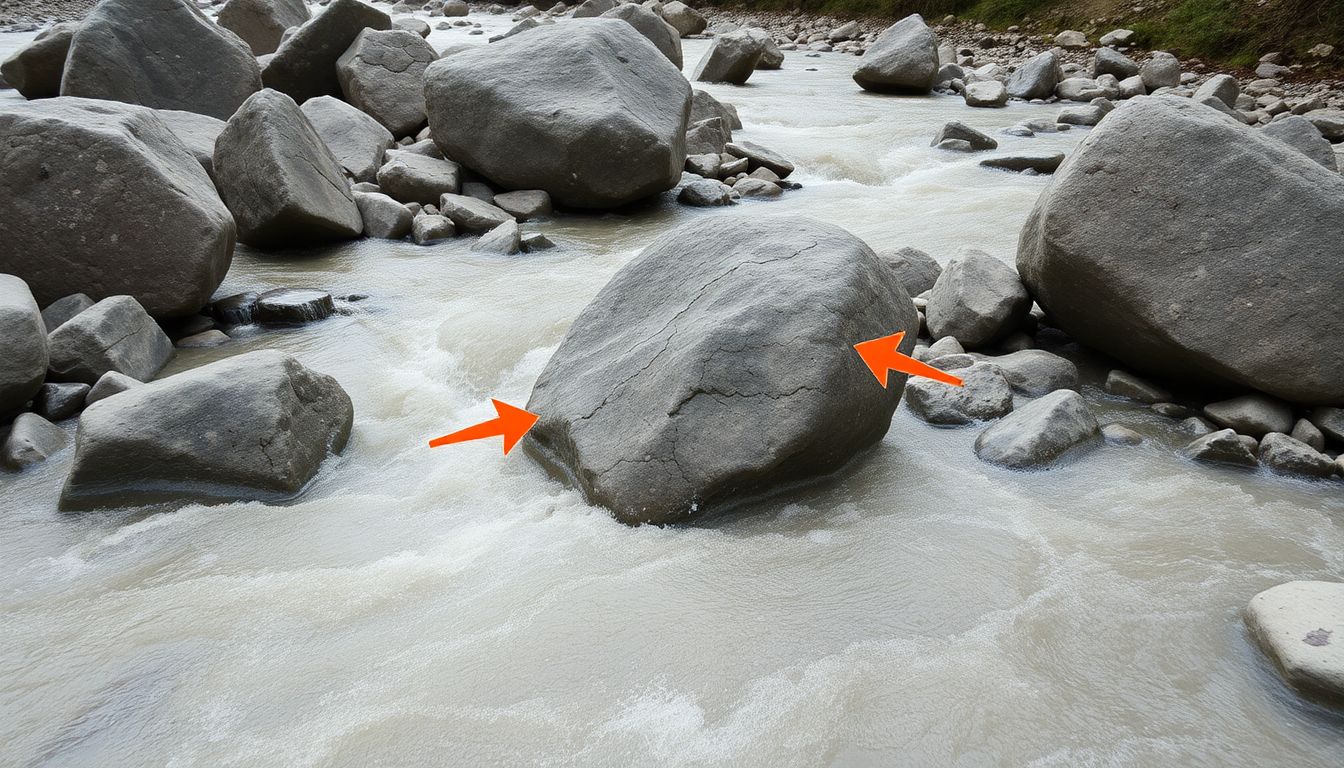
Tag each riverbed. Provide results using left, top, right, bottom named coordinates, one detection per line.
left=2, top=9, right=1343, bottom=767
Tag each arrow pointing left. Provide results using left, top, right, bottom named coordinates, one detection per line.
left=854, top=331, right=964, bottom=388
left=429, top=399, right=539, bottom=455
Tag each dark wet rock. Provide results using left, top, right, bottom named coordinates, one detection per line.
left=213, top=89, right=364, bottom=248
left=980, top=152, right=1065, bottom=174
left=878, top=246, right=942, bottom=297
left=525, top=214, right=916, bottom=525
left=1104, top=369, right=1172, bottom=404
left=300, top=95, right=395, bottom=184
left=210, top=292, right=260, bottom=326
left=61, top=0, right=261, bottom=120
left=262, top=0, right=392, bottom=104
left=852, top=14, right=938, bottom=94
left=337, top=28, right=437, bottom=137
left=2, top=413, right=66, bottom=469
left=254, top=288, right=335, bottom=324
left=986, top=349, right=1078, bottom=396
left=46, top=296, right=172, bottom=385
left=1258, top=432, right=1336, bottom=479
left=1204, top=394, right=1294, bottom=439
left=1151, top=402, right=1190, bottom=419
left=218, top=0, right=310, bottom=56
left=84, top=370, right=139, bottom=406
left=974, top=389, right=1100, bottom=469
left=61, top=350, right=353, bottom=509
left=521, top=232, right=556, bottom=252
left=1180, top=416, right=1216, bottom=437
left=376, top=152, right=462, bottom=205
left=926, top=249, right=1030, bottom=348
left=0, top=98, right=235, bottom=317
left=1180, top=428, right=1258, bottom=467
left=425, top=19, right=690, bottom=209
left=905, top=362, right=1013, bottom=425
left=40, top=294, right=94, bottom=333
left=931, top=120, right=997, bottom=150
left=0, top=21, right=77, bottom=99
left=33, top=382, right=89, bottom=421
left=0, top=275, right=49, bottom=418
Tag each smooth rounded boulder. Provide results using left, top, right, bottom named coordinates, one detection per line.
left=0, top=21, right=78, bottom=99
left=337, top=28, right=437, bottom=137
left=853, top=14, right=939, bottom=94
left=0, top=98, right=234, bottom=317
left=262, top=0, right=392, bottom=104
left=524, top=215, right=918, bottom=525
left=1017, top=96, right=1344, bottom=404
left=213, top=89, right=364, bottom=248
left=0, top=275, right=48, bottom=419
left=60, top=0, right=262, bottom=120
left=218, top=0, right=311, bottom=56
left=1006, top=50, right=1059, bottom=100
left=61, top=350, right=354, bottom=509
left=424, top=19, right=690, bottom=209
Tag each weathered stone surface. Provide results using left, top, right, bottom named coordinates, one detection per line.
left=525, top=215, right=916, bottom=525
left=61, top=0, right=261, bottom=120
left=1258, top=432, right=1336, bottom=478
left=2, top=413, right=66, bottom=469
left=47, top=296, right=173, bottom=385
left=354, top=191, right=413, bottom=239
left=745, top=27, right=783, bottom=69
left=0, top=21, right=77, bottom=99
left=255, top=288, right=335, bottom=324
left=470, top=219, right=522, bottom=255
left=660, top=1, right=707, bottom=37
left=685, top=116, right=731, bottom=155
left=1204, top=394, right=1294, bottom=438
left=974, top=389, right=1099, bottom=469
left=980, top=152, right=1065, bottom=174
left=1193, top=73, right=1239, bottom=108
left=1262, top=115, right=1338, bottom=171
left=33, top=382, right=88, bottom=421
left=425, top=19, right=690, bottom=209
left=0, top=275, right=48, bottom=418
left=438, top=193, right=513, bottom=232
left=84, top=370, right=140, bottom=406
left=964, top=80, right=1008, bottom=108
left=678, top=178, right=734, bottom=206
left=213, top=89, right=364, bottom=248
left=1139, top=52, right=1181, bottom=91
left=262, top=0, right=392, bottom=104
left=176, top=330, right=230, bottom=348
left=1180, top=428, right=1258, bottom=467
left=1007, top=50, right=1059, bottom=100
left=1245, top=581, right=1344, bottom=703
left=337, top=28, right=436, bottom=136
left=1101, top=423, right=1143, bottom=445
left=724, top=141, right=794, bottom=178
left=878, top=246, right=941, bottom=297
left=906, top=362, right=1013, bottom=425
left=61, top=350, right=353, bottom=508
left=1018, top=96, right=1344, bottom=404
left=691, top=89, right=742, bottom=130
left=300, top=95, right=394, bottom=183
left=572, top=0, right=617, bottom=18
left=987, top=349, right=1078, bottom=396
left=1290, top=418, right=1326, bottom=451
left=154, top=109, right=226, bottom=182
left=376, top=152, right=462, bottom=205
left=492, top=190, right=552, bottom=220
left=218, top=0, right=310, bottom=56
left=39, top=295, right=93, bottom=334
left=926, top=250, right=1030, bottom=348
left=602, top=4, right=682, bottom=69
left=0, top=98, right=233, bottom=317
left=852, top=14, right=938, bottom=93
left=1308, top=407, right=1344, bottom=444
left=411, top=214, right=455, bottom=245
left=693, top=29, right=763, bottom=84
left=1093, top=47, right=1138, bottom=80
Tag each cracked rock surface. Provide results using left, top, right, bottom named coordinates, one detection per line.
left=61, top=349, right=353, bottom=509
left=525, top=215, right=917, bottom=525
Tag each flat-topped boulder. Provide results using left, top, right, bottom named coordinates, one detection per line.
left=61, top=0, right=261, bottom=120
left=213, top=89, right=364, bottom=248
left=1018, top=96, right=1344, bottom=404
left=526, top=215, right=916, bottom=525
left=262, top=0, right=392, bottom=104
left=424, top=19, right=690, bottom=209
left=61, top=350, right=353, bottom=509
left=0, top=98, right=234, bottom=317
left=1245, top=581, right=1344, bottom=704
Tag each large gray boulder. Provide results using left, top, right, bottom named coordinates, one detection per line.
left=852, top=14, right=939, bottom=94
left=974, top=389, right=1099, bottom=469
left=213, top=89, right=364, bottom=248
left=1018, top=96, right=1344, bottom=404
left=1262, top=115, right=1338, bottom=171
left=218, top=0, right=311, bottom=56
left=926, top=250, right=1030, bottom=348
left=47, top=296, right=173, bottom=384
left=602, top=4, right=682, bottom=69
left=0, top=21, right=78, bottom=99
left=1244, top=581, right=1344, bottom=704
left=61, top=0, right=261, bottom=120
left=1139, top=52, right=1181, bottom=91
left=337, top=28, right=437, bottom=137
left=425, top=19, right=690, bottom=209
left=0, top=98, right=234, bottom=317
left=660, top=1, right=706, bottom=37
left=0, top=275, right=48, bottom=419
left=262, top=0, right=392, bottom=104
left=692, top=29, right=762, bottom=84
left=61, top=350, right=353, bottom=509
left=1092, top=47, right=1138, bottom=80
left=691, top=89, right=742, bottom=130
left=525, top=215, right=917, bottom=525
left=1006, top=50, right=1059, bottom=100
left=154, top=109, right=226, bottom=182
left=300, top=95, right=395, bottom=183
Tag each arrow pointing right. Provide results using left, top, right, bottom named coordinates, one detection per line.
left=853, top=331, right=965, bottom=388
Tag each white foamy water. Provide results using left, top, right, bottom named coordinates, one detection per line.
left=2, top=10, right=1343, bottom=767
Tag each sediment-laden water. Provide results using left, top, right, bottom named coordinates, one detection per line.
left=2, top=13, right=1343, bottom=767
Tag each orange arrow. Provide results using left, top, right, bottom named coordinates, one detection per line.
left=428, top=399, right=539, bottom=454
left=854, top=331, right=964, bottom=388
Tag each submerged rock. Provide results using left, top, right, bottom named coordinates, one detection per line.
left=425, top=19, right=690, bottom=209
left=61, top=350, right=353, bottom=509
left=47, top=296, right=173, bottom=385
left=1244, top=581, right=1344, bottom=703
left=254, top=288, right=335, bottom=324
left=853, top=14, right=939, bottom=94
left=980, top=152, right=1065, bottom=174
left=1180, top=428, right=1258, bottom=467
left=1018, top=96, right=1344, bottom=404
left=974, top=389, right=1099, bottom=469
left=525, top=215, right=916, bottom=525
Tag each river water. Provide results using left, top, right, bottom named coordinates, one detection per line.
left=2, top=10, right=1343, bottom=767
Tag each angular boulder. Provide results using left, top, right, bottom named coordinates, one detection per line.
left=1007, top=50, right=1059, bottom=100
left=2, top=413, right=67, bottom=469
left=47, top=296, right=173, bottom=384
left=964, top=81, right=1008, bottom=108
left=1204, top=393, right=1293, bottom=438
left=1244, top=581, right=1344, bottom=704
left=61, top=350, right=354, bottom=509
left=853, top=14, right=939, bottom=94
left=262, top=0, right=392, bottom=104
left=300, top=95, right=395, bottom=183
left=1180, top=428, right=1259, bottom=467
left=525, top=215, right=917, bottom=525
left=660, top=1, right=707, bottom=37
left=424, top=19, right=690, bottom=209
left=40, top=293, right=93, bottom=333
left=337, top=28, right=437, bottom=136
left=692, top=29, right=762, bottom=84
left=1262, top=115, right=1337, bottom=171
left=61, top=0, right=261, bottom=120
left=974, top=389, right=1099, bottom=469
left=602, top=4, right=682, bottom=69
left=377, top=152, right=462, bottom=205
left=1258, top=432, right=1336, bottom=478
left=0, top=275, right=48, bottom=418
left=878, top=246, right=941, bottom=297
left=1017, top=96, right=1344, bottom=404
left=154, top=109, right=227, bottom=182
left=905, top=362, right=1013, bottom=425
left=926, top=249, right=1030, bottom=348
left=1093, top=47, right=1139, bottom=80
left=354, top=191, right=413, bottom=239
left=0, top=98, right=234, bottom=317
left=0, top=21, right=78, bottom=99
left=213, top=89, right=364, bottom=248
left=218, top=0, right=311, bottom=56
